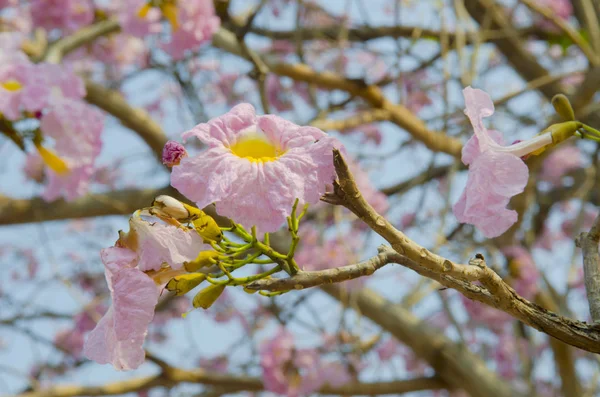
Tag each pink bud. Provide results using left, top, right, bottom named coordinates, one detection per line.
left=162, top=140, right=187, bottom=167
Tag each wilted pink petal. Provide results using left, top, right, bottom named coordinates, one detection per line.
left=84, top=215, right=207, bottom=370
left=453, top=87, right=552, bottom=238
left=172, top=103, right=341, bottom=232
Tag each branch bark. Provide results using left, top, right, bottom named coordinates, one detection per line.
left=576, top=212, right=600, bottom=323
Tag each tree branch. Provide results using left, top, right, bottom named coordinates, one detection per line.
left=322, top=149, right=600, bottom=354
left=575, top=212, right=600, bottom=323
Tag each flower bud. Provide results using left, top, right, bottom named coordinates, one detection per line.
left=166, top=273, right=207, bottom=296
left=552, top=94, right=575, bottom=121
left=193, top=284, right=226, bottom=309
left=162, top=140, right=187, bottom=167
left=184, top=251, right=220, bottom=272
left=152, top=195, right=189, bottom=219
left=192, top=212, right=223, bottom=242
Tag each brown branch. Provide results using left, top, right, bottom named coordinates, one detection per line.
left=520, top=0, right=600, bottom=66
left=0, top=186, right=176, bottom=225
left=322, top=149, right=600, bottom=354
left=44, top=19, right=120, bottom=63
left=12, top=367, right=444, bottom=397
left=322, top=283, right=522, bottom=397
left=310, top=109, right=391, bottom=131
left=212, top=28, right=463, bottom=157
left=84, top=81, right=169, bottom=161
left=246, top=245, right=396, bottom=291
left=575, top=212, right=600, bottom=323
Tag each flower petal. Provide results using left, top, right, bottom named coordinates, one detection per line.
left=453, top=151, right=528, bottom=238
left=83, top=267, right=159, bottom=370
left=182, top=103, right=256, bottom=146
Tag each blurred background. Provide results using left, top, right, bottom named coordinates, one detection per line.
left=1, top=0, right=600, bottom=396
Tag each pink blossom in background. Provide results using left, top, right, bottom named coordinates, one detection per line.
left=55, top=307, right=103, bottom=357
left=91, top=34, right=148, bottom=70
left=561, top=206, right=598, bottom=237
left=461, top=295, right=511, bottom=333
left=376, top=337, right=400, bottom=362
left=40, top=98, right=104, bottom=201
left=0, top=32, right=23, bottom=53
left=539, top=145, right=582, bottom=185
left=536, top=0, right=573, bottom=31
left=84, top=215, right=206, bottom=370
left=404, top=71, right=433, bottom=114
left=171, top=103, right=341, bottom=233
left=30, top=0, right=94, bottom=32
left=453, top=87, right=552, bottom=238
left=0, top=52, right=50, bottom=120
left=115, top=0, right=162, bottom=38
left=400, top=212, right=416, bottom=229
left=23, top=154, right=45, bottom=183
left=266, top=74, right=293, bottom=112
left=39, top=63, right=86, bottom=100
left=160, top=0, right=220, bottom=60
left=349, top=160, right=389, bottom=214
left=503, top=245, right=539, bottom=300
left=260, top=329, right=350, bottom=396
left=492, top=334, right=521, bottom=379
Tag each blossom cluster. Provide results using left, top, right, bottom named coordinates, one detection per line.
left=0, top=33, right=104, bottom=201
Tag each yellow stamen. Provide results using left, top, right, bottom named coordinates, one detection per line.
left=35, top=143, right=69, bottom=175
left=2, top=79, right=23, bottom=92
left=137, top=3, right=152, bottom=18
left=160, top=3, right=179, bottom=31
left=230, top=135, right=283, bottom=162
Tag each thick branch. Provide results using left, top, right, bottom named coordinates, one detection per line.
left=0, top=187, right=176, bottom=225
left=322, top=283, right=521, bottom=397
left=84, top=81, right=169, bottom=160
left=12, top=369, right=444, bottom=397
left=575, top=212, right=600, bottom=323
left=323, top=149, right=600, bottom=354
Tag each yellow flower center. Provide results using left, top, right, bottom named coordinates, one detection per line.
left=2, top=79, right=23, bottom=92
left=35, top=142, right=69, bottom=175
left=230, top=135, right=283, bottom=162
left=137, top=1, right=179, bottom=30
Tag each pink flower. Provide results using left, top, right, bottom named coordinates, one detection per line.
left=503, top=245, right=540, bottom=299
left=30, top=0, right=94, bottom=33
left=260, top=329, right=347, bottom=396
left=91, top=34, right=148, bottom=70
left=461, top=295, right=511, bottom=333
left=539, top=145, right=582, bottom=185
left=0, top=32, right=23, bottom=53
left=266, top=74, right=293, bottom=112
left=0, top=52, right=50, bottom=120
left=171, top=104, right=341, bottom=233
left=162, top=140, right=187, bottom=166
left=84, top=214, right=206, bottom=370
left=160, top=0, right=220, bottom=60
left=40, top=98, right=104, bottom=201
left=116, top=0, right=162, bottom=37
left=453, top=87, right=553, bottom=238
